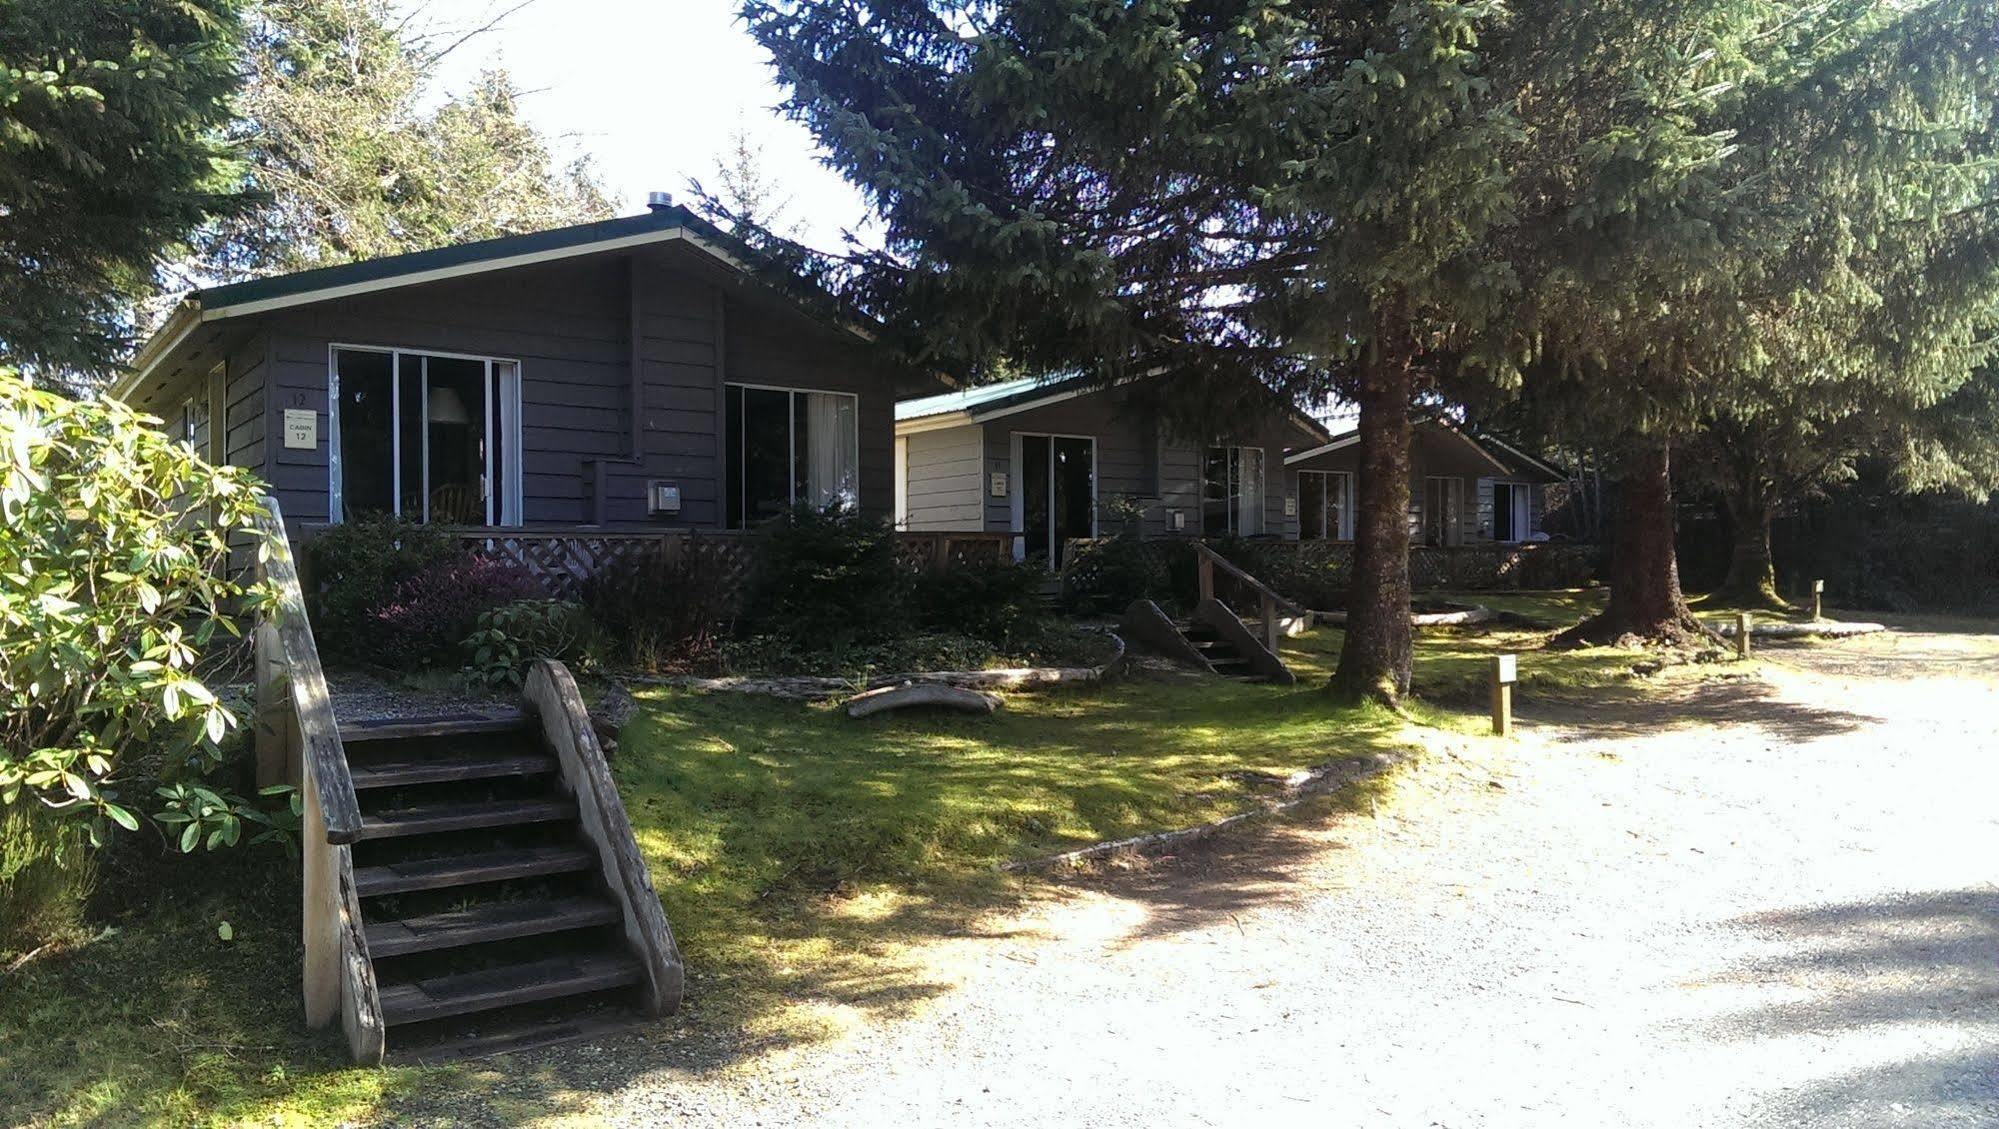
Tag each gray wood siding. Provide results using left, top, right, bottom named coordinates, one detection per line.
left=260, top=257, right=629, bottom=524
left=979, top=392, right=1154, bottom=536
left=901, top=424, right=984, bottom=530
left=237, top=249, right=899, bottom=528
left=723, top=301, right=896, bottom=523
left=225, top=332, right=268, bottom=479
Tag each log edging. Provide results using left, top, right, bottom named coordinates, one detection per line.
left=1710, top=619, right=1886, bottom=639
left=633, top=632, right=1128, bottom=702
left=1312, top=604, right=1495, bottom=627
left=1001, top=749, right=1406, bottom=873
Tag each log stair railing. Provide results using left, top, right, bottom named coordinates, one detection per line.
left=252, top=498, right=683, bottom=1064
left=1188, top=543, right=1305, bottom=684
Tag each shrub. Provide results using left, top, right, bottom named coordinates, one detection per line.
left=0, top=372, right=277, bottom=843
left=742, top=504, right=909, bottom=649
left=365, top=552, right=542, bottom=671
left=584, top=540, right=739, bottom=671
left=304, top=514, right=458, bottom=661
left=463, top=599, right=596, bottom=690
left=914, top=556, right=1049, bottom=644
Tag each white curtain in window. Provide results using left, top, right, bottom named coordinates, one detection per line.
left=1237, top=448, right=1265, bottom=535
left=804, top=392, right=858, bottom=508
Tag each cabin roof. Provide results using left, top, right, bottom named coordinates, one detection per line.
left=116, top=205, right=880, bottom=403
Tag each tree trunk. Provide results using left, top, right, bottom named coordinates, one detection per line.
left=1328, top=339, right=1414, bottom=704
left=1712, top=491, right=1788, bottom=609
left=1562, top=439, right=1709, bottom=646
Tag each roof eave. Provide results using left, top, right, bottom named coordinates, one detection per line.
left=113, top=299, right=204, bottom=403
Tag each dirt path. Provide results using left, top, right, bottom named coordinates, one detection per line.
left=506, top=627, right=1999, bottom=1127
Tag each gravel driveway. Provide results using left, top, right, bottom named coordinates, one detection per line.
left=440, top=624, right=1999, bottom=1127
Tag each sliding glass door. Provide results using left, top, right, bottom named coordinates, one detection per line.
left=1298, top=470, right=1352, bottom=540
left=1202, top=446, right=1266, bottom=536
left=1016, top=434, right=1095, bottom=567
left=332, top=346, right=521, bottom=525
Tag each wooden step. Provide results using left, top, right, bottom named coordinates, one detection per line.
left=340, top=712, right=529, bottom=744
left=379, top=952, right=642, bottom=1026
left=349, top=752, right=557, bottom=791
left=392, top=1010, right=645, bottom=1065
left=366, top=896, right=620, bottom=958
left=354, top=798, right=576, bottom=841
left=355, top=845, right=597, bottom=898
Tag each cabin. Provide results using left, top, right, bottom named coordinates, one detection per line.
left=1285, top=422, right=1566, bottom=547
left=115, top=202, right=939, bottom=537
left=894, top=374, right=1563, bottom=564
left=893, top=373, right=1331, bottom=566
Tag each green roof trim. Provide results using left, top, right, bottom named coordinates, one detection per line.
left=894, top=372, right=1099, bottom=422
left=195, top=205, right=720, bottom=312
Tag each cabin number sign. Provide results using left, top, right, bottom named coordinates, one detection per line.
left=283, top=409, right=317, bottom=450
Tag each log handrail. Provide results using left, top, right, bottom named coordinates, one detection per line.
left=251, top=499, right=361, bottom=842
left=1194, top=542, right=1308, bottom=658
left=523, top=660, right=685, bottom=1016
left=250, top=496, right=384, bottom=1063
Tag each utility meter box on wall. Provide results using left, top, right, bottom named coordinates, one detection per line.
left=647, top=480, right=681, bottom=516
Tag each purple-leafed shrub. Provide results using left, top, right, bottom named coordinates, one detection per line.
left=366, top=552, right=543, bottom=670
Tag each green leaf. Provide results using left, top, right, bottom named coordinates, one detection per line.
left=103, top=802, right=140, bottom=832
left=179, top=821, right=200, bottom=853
left=216, top=920, right=233, bottom=942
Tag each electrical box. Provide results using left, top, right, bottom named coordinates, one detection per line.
left=647, top=481, right=681, bottom=516
left=1171, top=510, right=1186, bottom=531
left=1284, top=495, right=1297, bottom=517
left=990, top=471, right=1009, bottom=498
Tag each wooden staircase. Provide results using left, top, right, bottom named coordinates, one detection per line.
left=252, top=499, right=681, bottom=1065
left=1179, top=620, right=1264, bottom=681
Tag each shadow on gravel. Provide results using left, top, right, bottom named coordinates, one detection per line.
left=1703, top=890, right=1999, bottom=1126
left=1521, top=676, right=1880, bottom=743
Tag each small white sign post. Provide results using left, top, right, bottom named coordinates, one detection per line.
left=1490, top=653, right=1516, bottom=737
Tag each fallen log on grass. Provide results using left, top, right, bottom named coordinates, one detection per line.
left=847, top=682, right=1003, bottom=719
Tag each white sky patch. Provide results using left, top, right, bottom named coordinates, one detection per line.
left=412, top=0, right=876, bottom=251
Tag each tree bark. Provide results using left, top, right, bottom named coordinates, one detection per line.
left=1328, top=337, right=1414, bottom=704
left=1561, top=439, right=1710, bottom=646
left=1712, top=490, right=1787, bottom=609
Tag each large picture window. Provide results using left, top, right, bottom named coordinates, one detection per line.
left=725, top=384, right=860, bottom=528
left=1202, top=446, right=1265, bottom=536
left=331, top=346, right=522, bottom=525
left=1298, top=470, right=1352, bottom=540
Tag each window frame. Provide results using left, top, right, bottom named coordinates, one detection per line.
left=1008, top=430, right=1099, bottom=565
left=723, top=381, right=862, bottom=529
left=1297, top=469, right=1354, bottom=541
left=1203, top=445, right=1267, bottom=536
left=1421, top=475, right=1466, bottom=547
left=326, top=343, right=524, bottom=527
left=1491, top=480, right=1532, bottom=543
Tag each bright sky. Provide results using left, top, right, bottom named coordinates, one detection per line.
left=416, top=0, right=872, bottom=250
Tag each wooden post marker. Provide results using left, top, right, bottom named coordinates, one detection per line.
left=1490, top=653, right=1516, bottom=737
left=1812, top=579, right=1824, bottom=622
left=1735, top=611, right=1752, bottom=659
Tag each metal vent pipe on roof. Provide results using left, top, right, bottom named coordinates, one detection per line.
left=646, top=191, right=673, bottom=212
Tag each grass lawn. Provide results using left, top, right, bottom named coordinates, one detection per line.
left=0, top=593, right=1673, bottom=1126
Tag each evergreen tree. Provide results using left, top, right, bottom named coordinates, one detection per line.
left=1527, top=0, right=1999, bottom=642
left=187, top=0, right=611, bottom=284
left=744, top=0, right=1999, bottom=685
left=0, top=0, right=244, bottom=382
left=743, top=0, right=1530, bottom=704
